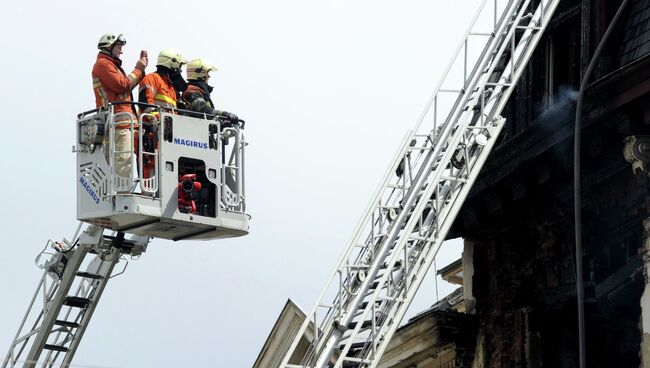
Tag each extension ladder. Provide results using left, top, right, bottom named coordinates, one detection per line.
left=3, top=225, right=149, bottom=368
left=281, top=0, right=560, bottom=367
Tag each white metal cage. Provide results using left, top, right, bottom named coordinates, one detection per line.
left=74, top=103, right=249, bottom=241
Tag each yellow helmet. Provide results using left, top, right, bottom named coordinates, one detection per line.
left=157, top=49, right=187, bottom=72
left=97, top=33, right=126, bottom=50
left=186, top=58, right=217, bottom=81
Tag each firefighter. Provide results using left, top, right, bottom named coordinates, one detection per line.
left=139, top=49, right=187, bottom=112
left=92, top=33, right=148, bottom=180
left=138, top=49, right=187, bottom=179
left=182, top=58, right=239, bottom=126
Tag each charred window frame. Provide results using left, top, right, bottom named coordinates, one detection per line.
left=541, top=22, right=580, bottom=110
left=532, top=4, right=581, bottom=115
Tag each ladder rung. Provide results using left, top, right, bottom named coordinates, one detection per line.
left=342, top=341, right=367, bottom=351
left=43, top=344, right=68, bottom=352
left=359, top=301, right=369, bottom=309
left=377, top=205, right=399, bottom=210
left=440, top=176, right=468, bottom=183
left=345, top=265, right=369, bottom=271
left=342, top=360, right=371, bottom=368
left=347, top=320, right=373, bottom=330
left=465, top=125, right=491, bottom=131
left=485, top=82, right=513, bottom=87
left=407, top=146, right=430, bottom=151
left=439, top=88, right=464, bottom=94
left=76, top=272, right=103, bottom=280
left=516, top=25, right=542, bottom=31
left=63, top=296, right=91, bottom=308
left=54, top=320, right=80, bottom=328
left=377, top=296, right=405, bottom=303
left=468, top=32, right=493, bottom=37
left=409, top=234, right=431, bottom=242
left=342, top=356, right=373, bottom=363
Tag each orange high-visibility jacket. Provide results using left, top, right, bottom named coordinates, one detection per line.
left=92, top=52, right=143, bottom=119
left=139, top=72, right=177, bottom=115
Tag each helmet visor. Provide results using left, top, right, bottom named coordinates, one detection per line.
left=116, top=34, right=126, bottom=45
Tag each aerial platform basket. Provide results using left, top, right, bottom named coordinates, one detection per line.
left=75, top=102, right=249, bottom=241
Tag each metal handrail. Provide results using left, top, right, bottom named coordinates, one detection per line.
left=137, top=113, right=160, bottom=195
left=221, top=127, right=243, bottom=208
left=109, top=110, right=138, bottom=193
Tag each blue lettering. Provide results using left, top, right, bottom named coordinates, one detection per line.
left=79, top=177, right=101, bottom=205
left=172, top=137, right=209, bottom=150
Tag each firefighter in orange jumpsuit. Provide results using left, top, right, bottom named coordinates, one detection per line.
left=138, top=49, right=187, bottom=179
left=182, top=58, right=239, bottom=126
left=92, top=33, right=148, bottom=182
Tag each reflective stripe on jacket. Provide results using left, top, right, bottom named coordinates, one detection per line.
left=139, top=73, right=177, bottom=117
left=92, top=52, right=143, bottom=122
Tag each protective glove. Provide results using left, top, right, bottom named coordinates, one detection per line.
left=219, top=111, right=239, bottom=125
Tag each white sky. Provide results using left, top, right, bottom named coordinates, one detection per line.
left=0, top=0, right=482, bottom=367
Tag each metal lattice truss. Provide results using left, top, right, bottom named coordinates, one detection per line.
left=281, top=0, right=561, bottom=367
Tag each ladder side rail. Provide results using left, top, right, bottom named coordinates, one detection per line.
left=338, top=140, right=433, bottom=299
left=412, top=0, right=493, bottom=133
left=366, top=117, right=507, bottom=368
left=2, top=273, right=56, bottom=368
left=22, top=247, right=90, bottom=368
left=341, top=1, right=561, bottom=365
left=412, top=0, right=520, bottom=136
left=421, top=0, right=523, bottom=154
left=324, top=100, right=484, bottom=367
left=59, top=250, right=121, bottom=368
left=334, top=100, right=502, bottom=366
left=40, top=252, right=118, bottom=367
left=346, top=138, right=431, bottom=268
left=279, top=131, right=416, bottom=367
left=40, top=280, right=90, bottom=367
left=311, top=145, right=443, bottom=367
left=41, top=249, right=107, bottom=362
left=306, top=56, right=494, bottom=352
left=292, top=131, right=419, bottom=365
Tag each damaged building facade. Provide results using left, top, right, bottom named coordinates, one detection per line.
left=382, top=0, right=650, bottom=367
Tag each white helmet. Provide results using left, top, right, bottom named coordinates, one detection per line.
left=97, top=33, right=126, bottom=50
left=186, top=58, right=217, bottom=81
left=157, top=49, right=187, bottom=72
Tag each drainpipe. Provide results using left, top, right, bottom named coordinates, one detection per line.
left=574, top=1, right=630, bottom=368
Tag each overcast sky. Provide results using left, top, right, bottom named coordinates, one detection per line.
left=0, top=1, right=482, bottom=367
